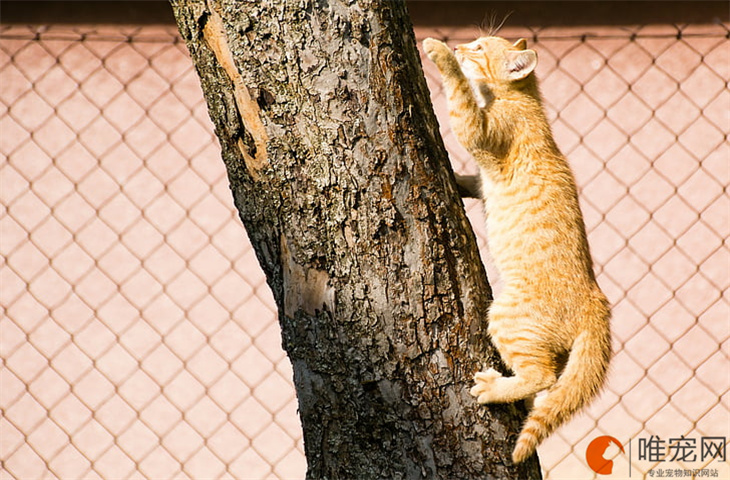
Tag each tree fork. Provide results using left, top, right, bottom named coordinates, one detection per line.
left=170, top=1, right=542, bottom=478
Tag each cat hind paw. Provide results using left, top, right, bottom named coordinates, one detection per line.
left=469, top=368, right=502, bottom=404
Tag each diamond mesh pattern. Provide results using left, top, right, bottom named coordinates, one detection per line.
left=1, top=23, right=728, bottom=479
left=420, top=24, right=729, bottom=478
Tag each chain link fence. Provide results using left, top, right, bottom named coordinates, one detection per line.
left=420, top=23, right=729, bottom=479
left=1, top=22, right=728, bottom=480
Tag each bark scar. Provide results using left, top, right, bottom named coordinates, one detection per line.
left=202, top=5, right=268, bottom=180
left=281, top=235, right=335, bottom=318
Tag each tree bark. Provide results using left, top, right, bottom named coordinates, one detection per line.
left=170, top=1, right=542, bottom=478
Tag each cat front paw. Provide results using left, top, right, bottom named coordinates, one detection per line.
left=470, top=368, right=502, bottom=404
left=423, top=38, right=452, bottom=63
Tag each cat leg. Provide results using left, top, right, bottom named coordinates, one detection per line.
left=471, top=324, right=557, bottom=404
left=473, top=299, right=558, bottom=404
left=471, top=363, right=556, bottom=405
left=423, top=38, right=487, bottom=152
left=423, top=39, right=480, bottom=118
left=423, top=38, right=462, bottom=78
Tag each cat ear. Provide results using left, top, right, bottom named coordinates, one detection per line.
left=505, top=49, right=537, bottom=81
left=513, top=38, right=528, bottom=50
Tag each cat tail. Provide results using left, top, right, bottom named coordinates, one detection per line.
left=512, top=299, right=612, bottom=464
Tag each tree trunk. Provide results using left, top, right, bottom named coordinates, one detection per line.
left=170, top=1, right=542, bottom=478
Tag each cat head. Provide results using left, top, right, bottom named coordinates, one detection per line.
left=455, top=37, right=537, bottom=84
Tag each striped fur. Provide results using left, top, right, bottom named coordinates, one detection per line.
left=423, top=36, right=612, bottom=464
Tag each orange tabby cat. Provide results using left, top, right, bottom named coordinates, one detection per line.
left=423, top=36, right=612, bottom=464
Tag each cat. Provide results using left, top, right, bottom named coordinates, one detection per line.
left=423, top=36, right=612, bottom=464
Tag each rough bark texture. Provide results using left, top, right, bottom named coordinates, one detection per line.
left=170, top=1, right=542, bottom=478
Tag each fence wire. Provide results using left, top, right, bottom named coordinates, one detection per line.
left=1, top=23, right=728, bottom=480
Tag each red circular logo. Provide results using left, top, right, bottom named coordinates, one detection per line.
left=586, top=436, right=625, bottom=475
